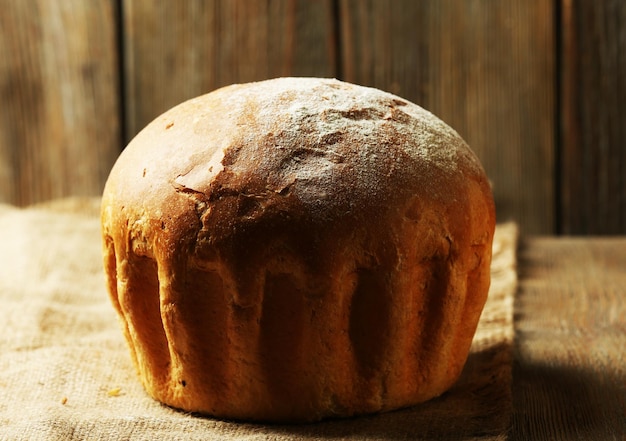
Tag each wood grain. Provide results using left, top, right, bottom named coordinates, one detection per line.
left=559, top=0, right=626, bottom=234
left=121, top=0, right=337, bottom=142
left=1, top=1, right=624, bottom=235
left=0, top=0, right=121, bottom=206
left=512, top=237, right=626, bottom=439
left=338, top=0, right=555, bottom=234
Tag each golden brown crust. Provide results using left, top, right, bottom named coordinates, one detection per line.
left=101, top=77, right=496, bottom=423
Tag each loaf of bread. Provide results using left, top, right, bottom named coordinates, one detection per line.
left=101, top=77, right=495, bottom=423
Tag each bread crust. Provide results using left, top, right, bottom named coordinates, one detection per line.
left=101, top=77, right=496, bottom=422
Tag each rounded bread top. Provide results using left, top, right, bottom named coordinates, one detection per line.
left=102, top=77, right=493, bottom=265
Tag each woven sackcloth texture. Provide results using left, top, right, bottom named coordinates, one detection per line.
left=0, top=198, right=517, bottom=440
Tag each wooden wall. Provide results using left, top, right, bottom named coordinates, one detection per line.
left=1, top=0, right=624, bottom=235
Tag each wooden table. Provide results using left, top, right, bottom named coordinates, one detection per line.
left=511, top=237, right=625, bottom=439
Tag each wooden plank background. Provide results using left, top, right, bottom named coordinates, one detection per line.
left=1, top=0, right=624, bottom=235
left=559, top=0, right=626, bottom=235
left=0, top=0, right=120, bottom=206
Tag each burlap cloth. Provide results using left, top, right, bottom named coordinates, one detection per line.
left=0, top=198, right=518, bottom=440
